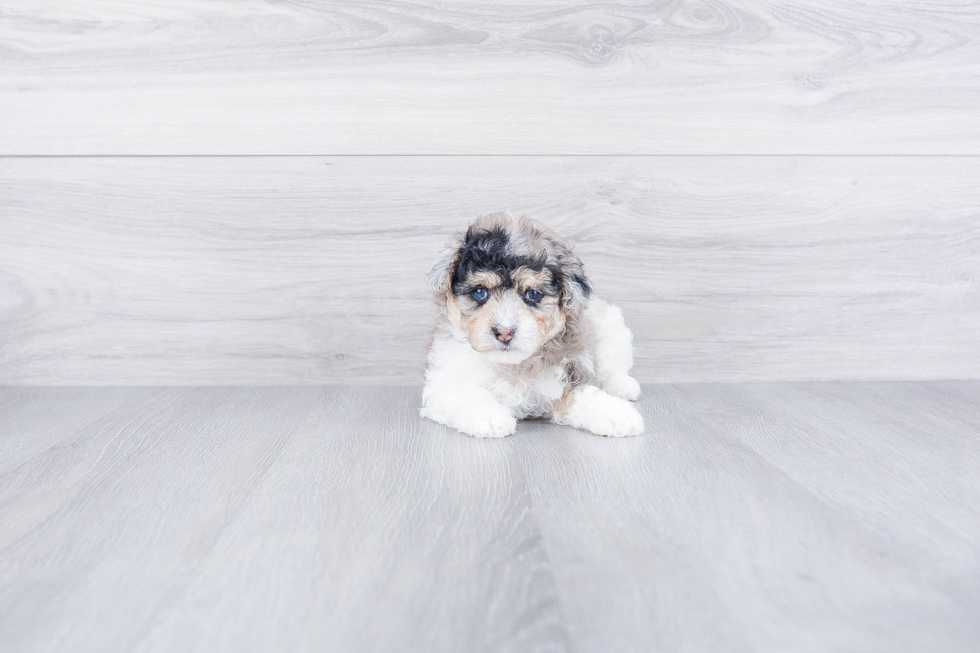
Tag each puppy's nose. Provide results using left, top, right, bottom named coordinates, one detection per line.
left=493, top=325, right=516, bottom=343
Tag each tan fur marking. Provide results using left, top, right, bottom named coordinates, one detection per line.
left=445, top=293, right=464, bottom=330
left=466, top=270, right=504, bottom=289
left=553, top=385, right=578, bottom=418
left=534, top=306, right=565, bottom=343
left=511, top=266, right=552, bottom=291
left=464, top=298, right=497, bottom=351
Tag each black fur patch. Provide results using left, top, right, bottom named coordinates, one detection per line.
left=451, top=226, right=549, bottom=295
left=571, top=271, right=593, bottom=298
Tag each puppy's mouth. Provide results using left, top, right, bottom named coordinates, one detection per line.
left=493, top=337, right=527, bottom=355
left=481, top=334, right=538, bottom=364
left=475, top=331, right=522, bottom=353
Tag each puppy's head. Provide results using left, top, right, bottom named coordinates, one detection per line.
left=427, top=213, right=591, bottom=364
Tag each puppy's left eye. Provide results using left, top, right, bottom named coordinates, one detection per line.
left=523, top=289, right=542, bottom=303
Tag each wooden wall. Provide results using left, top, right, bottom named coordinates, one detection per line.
left=1, top=1, right=978, bottom=384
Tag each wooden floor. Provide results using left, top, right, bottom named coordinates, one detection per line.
left=2, top=383, right=978, bottom=652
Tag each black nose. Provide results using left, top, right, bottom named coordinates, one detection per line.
left=493, top=325, right=516, bottom=343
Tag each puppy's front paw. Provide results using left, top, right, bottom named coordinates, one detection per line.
left=456, top=406, right=518, bottom=438
left=422, top=402, right=516, bottom=438
left=602, top=374, right=641, bottom=401
left=560, top=385, right=644, bottom=437
left=586, top=401, right=643, bottom=437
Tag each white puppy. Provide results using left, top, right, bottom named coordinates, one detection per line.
left=420, top=212, right=643, bottom=438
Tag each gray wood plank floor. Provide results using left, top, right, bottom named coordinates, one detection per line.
left=2, top=383, right=978, bottom=652
left=3, top=1, right=980, bottom=154
left=3, top=156, right=978, bottom=385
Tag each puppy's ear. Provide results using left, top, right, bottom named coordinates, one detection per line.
left=425, top=241, right=462, bottom=294
left=555, top=244, right=592, bottom=313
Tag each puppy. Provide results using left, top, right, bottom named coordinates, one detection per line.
left=420, top=212, right=644, bottom=438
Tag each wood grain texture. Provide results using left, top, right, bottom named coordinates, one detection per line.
left=2, top=1, right=980, bottom=154
left=514, top=381, right=980, bottom=652
left=0, top=386, right=568, bottom=652
left=1, top=383, right=978, bottom=652
left=2, top=156, right=978, bottom=385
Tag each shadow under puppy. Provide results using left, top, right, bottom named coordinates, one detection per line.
left=421, top=212, right=644, bottom=437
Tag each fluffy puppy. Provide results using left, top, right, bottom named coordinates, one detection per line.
left=420, top=212, right=643, bottom=438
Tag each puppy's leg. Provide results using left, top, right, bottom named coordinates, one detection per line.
left=421, top=376, right=517, bottom=438
left=554, top=385, right=644, bottom=437
left=586, top=298, right=641, bottom=401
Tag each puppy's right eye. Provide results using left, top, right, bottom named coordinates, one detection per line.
left=472, top=287, right=488, bottom=302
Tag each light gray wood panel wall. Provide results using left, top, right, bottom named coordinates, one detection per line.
left=2, top=1, right=980, bottom=154
left=2, top=156, right=977, bottom=385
